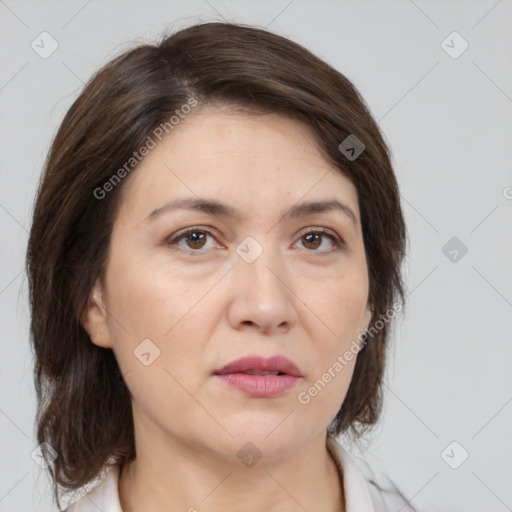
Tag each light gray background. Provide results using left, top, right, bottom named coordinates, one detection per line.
left=1, top=1, right=511, bottom=511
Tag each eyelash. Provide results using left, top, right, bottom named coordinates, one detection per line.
left=166, top=227, right=344, bottom=256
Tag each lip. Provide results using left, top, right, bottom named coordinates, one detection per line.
left=213, top=355, right=303, bottom=398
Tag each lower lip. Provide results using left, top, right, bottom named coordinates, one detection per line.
left=214, top=373, right=301, bottom=397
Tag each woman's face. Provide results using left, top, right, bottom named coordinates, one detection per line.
left=83, top=106, right=372, bottom=461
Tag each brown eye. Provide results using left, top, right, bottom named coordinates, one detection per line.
left=302, top=232, right=321, bottom=250
left=167, top=228, right=218, bottom=253
left=296, top=229, right=342, bottom=252
left=184, top=230, right=207, bottom=249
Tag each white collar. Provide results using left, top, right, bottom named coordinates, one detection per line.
left=326, top=435, right=376, bottom=511
left=67, top=436, right=375, bottom=512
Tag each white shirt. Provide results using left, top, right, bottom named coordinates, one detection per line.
left=66, top=435, right=376, bottom=511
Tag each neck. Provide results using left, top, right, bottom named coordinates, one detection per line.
left=118, top=432, right=345, bottom=512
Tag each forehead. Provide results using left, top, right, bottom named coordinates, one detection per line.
left=116, top=107, right=360, bottom=224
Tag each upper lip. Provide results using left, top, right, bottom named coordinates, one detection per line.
left=214, top=355, right=303, bottom=377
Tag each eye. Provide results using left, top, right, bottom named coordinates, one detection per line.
left=294, top=228, right=343, bottom=253
left=166, top=227, right=344, bottom=255
left=167, top=228, right=220, bottom=254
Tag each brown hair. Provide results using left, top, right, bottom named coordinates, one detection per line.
left=26, top=21, right=407, bottom=509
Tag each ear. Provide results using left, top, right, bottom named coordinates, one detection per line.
left=80, top=277, right=113, bottom=348
left=357, top=302, right=373, bottom=348
left=361, top=302, right=373, bottom=333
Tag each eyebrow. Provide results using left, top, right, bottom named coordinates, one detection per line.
left=143, top=197, right=358, bottom=227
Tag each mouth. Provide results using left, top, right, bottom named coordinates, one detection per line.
left=213, top=355, right=303, bottom=398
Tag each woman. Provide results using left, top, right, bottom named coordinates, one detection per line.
left=26, top=21, right=407, bottom=511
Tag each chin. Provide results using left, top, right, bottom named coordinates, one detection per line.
left=225, top=416, right=311, bottom=454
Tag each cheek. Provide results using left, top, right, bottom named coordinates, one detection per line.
left=297, top=352, right=358, bottom=427
left=106, top=247, right=203, bottom=341
left=105, top=251, right=221, bottom=384
left=303, top=272, right=368, bottom=344
left=106, top=271, right=216, bottom=430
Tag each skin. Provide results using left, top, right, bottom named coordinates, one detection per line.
left=81, top=106, right=372, bottom=512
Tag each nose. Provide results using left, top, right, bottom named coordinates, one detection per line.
left=225, top=238, right=297, bottom=335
